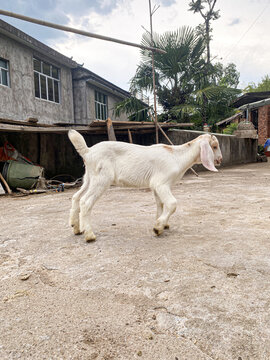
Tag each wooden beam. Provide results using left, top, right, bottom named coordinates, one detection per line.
left=0, top=117, right=56, bottom=127
left=0, top=123, right=94, bottom=133
left=106, top=118, right=116, bottom=141
left=0, top=121, right=194, bottom=134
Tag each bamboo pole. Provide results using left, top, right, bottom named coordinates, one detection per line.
left=148, top=112, right=199, bottom=177
left=0, top=9, right=166, bottom=54
left=149, top=0, right=159, bottom=144
left=127, top=129, right=133, bottom=143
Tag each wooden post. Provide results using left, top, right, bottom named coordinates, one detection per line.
left=148, top=112, right=199, bottom=177
left=106, top=118, right=116, bottom=141
left=128, top=129, right=133, bottom=143
left=0, top=172, right=12, bottom=194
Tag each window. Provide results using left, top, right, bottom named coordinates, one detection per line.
left=95, top=90, right=108, bottom=120
left=0, top=58, right=9, bottom=87
left=33, top=58, right=60, bottom=103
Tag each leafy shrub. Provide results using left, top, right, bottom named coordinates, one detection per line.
left=223, top=122, right=238, bottom=135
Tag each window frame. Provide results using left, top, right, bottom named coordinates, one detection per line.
left=95, top=90, right=108, bottom=120
left=33, top=58, right=60, bottom=103
left=0, top=57, right=10, bottom=87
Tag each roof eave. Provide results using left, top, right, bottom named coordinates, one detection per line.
left=0, top=19, right=78, bottom=68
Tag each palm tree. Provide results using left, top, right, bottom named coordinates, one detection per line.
left=115, top=27, right=240, bottom=127
left=130, top=26, right=205, bottom=110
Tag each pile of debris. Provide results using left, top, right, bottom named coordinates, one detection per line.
left=0, top=141, right=81, bottom=196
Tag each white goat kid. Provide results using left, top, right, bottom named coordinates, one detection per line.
left=68, top=130, right=222, bottom=242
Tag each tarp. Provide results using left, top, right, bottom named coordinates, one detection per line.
left=264, top=138, right=270, bottom=149
left=0, top=141, right=33, bottom=164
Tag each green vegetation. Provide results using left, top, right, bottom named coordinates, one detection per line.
left=223, top=122, right=238, bottom=135
left=244, top=75, right=270, bottom=93
left=115, top=2, right=241, bottom=128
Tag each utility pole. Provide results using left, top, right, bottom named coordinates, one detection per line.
left=148, top=0, right=160, bottom=144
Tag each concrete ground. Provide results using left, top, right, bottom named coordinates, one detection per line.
left=0, top=161, right=270, bottom=360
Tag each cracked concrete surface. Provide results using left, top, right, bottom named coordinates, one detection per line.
left=0, top=161, right=270, bottom=359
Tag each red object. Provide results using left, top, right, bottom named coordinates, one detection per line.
left=0, top=141, right=33, bottom=163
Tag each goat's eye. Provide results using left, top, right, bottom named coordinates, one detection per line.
left=213, top=146, right=217, bottom=150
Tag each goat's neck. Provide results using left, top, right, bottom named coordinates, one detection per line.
left=173, top=141, right=201, bottom=174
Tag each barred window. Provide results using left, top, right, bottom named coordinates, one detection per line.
left=95, top=90, right=108, bottom=120
left=34, top=58, right=60, bottom=103
left=0, top=58, right=9, bottom=87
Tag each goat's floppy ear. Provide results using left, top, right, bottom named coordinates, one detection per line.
left=200, top=139, right=218, bottom=172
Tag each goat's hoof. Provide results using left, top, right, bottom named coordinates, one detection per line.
left=164, top=224, right=170, bottom=230
left=73, top=226, right=82, bottom=235
left=153, top=227, right=164, bottom=236
left=85, top=232, right=96, bottom=242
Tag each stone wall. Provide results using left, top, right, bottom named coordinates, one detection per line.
left=166, top=130, right=258, bottom=167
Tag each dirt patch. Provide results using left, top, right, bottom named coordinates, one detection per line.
left=0, top=162, right=270, bottom=359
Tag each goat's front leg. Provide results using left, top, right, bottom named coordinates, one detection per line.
left=154, top=190, right=169, bottom=230
left=153, top=185, right=177, bottom=236
left=154, top=190, right=163, bottom=219
left=69, top=174, right=90, bottom=235
left=80, top=174, right=111, bottom=242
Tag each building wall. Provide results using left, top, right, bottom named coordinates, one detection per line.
left=86, top=85, right=128, bottom=123
left=165, top=130, right=258, bottom=167
left=257, top=105, right=270, bottom=145
left=0, top=33, right=74, bottom=124
left=73, top=81, right=128, bottom=124
left=73, top=79, right=88, bottom=124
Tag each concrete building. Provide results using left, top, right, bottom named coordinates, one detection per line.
left=0, top=19, right=131, bottom=125
left=72, top=67, right=130, bottom=124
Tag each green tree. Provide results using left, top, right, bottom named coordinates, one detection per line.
left=115, top=27, right=240, bottom=127
left=188, top=0, right=220, bottom=66
left=244, top=75, right=270, bottom=92
left=114, top=96, right=150, bottom=122
left=130, top=27, right=205, bottom=114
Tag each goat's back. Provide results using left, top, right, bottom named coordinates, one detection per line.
left=85, top=141, right=179, bottom=188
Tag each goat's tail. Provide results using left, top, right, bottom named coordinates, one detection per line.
left=68, top=130, right=88, bottom=158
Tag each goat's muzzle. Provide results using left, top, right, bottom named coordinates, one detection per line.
left=215, top=156, right=222, bottom=166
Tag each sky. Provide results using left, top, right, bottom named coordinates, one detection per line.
left=0, top=0, right=270, bottom=94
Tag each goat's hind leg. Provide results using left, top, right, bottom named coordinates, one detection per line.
left=80, top=173, right=112, bottom=242
left=69, top=173, right=90, bottom=235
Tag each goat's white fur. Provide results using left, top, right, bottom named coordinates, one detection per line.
left=68, top=130, right=222, bottom=241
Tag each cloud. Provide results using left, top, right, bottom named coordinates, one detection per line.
left=228, top=18, right=241, bottom=26
left=1, top=0, right=270, bottom=92
left=159, top=0, right=176, bottom=7
left=0, top=0, right=120, bottom=42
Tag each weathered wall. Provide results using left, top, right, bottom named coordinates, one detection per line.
left=73, top=80, right=88, bottom=124
left=165, top=130, right=258, bottom=167
left=258, top=105, right=270, bottom=145
left=73, top=81, right=128, bottom=124
left=0, top=130, right=257, bottom=179
left=0, top=33, right=74, bottom=124
left=87, top=85, right=128, bottom=123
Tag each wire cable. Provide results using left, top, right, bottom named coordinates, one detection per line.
left=223, top=0, right=270, bottom=61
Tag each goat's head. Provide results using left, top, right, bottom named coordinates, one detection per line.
left=196, top=134, right=223, bottom=172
